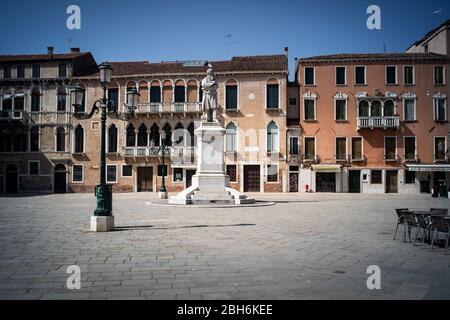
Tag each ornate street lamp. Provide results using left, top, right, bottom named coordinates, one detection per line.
left=158, top=130, right=170, bottom=199
left=70, top=62, right=139, bottom=232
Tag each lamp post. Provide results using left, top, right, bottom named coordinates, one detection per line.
left=70, top=62, right=139, bottom=232
left=158, top=130, right=170, bottom=199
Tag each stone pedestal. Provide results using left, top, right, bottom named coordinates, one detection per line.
left=158, top=191, right=168, bottom=199
left=169, top=121, right=254, bottom=205
left=91, top=216, right=114, bottom=232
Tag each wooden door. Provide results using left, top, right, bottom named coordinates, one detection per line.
left=137, top=167, right=153, bottom=192
left=244, top=165, right=260, bottom=192
left=289, top=173, right=298, bottom=192
left=386, top=170, right=398, bottom=193
left=5, top=164, right=18, bottom=194
left=349, top=170, right=361, bottom=193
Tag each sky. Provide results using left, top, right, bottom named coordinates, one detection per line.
left=1, top=0, right=449, bottom=79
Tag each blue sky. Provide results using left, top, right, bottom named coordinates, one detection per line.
left=1, top=0, right=449, bottom=78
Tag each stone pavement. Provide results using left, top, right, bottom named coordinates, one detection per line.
left=0, top=192, right=449, bottom=300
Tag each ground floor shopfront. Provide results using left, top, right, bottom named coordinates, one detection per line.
left=289, top=164, right=450, bottom=196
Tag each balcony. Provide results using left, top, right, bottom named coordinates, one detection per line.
left=350, top=153, right=365, bottom=162
left=135, top=102, right=202, bottom=116
left=403, top=154, right=419, bottom=163
left=335, top=154, right=349, bottom=162
left=122, top=146, right=163, bottom=157
left=0, top=110, right=27, bottom=122
left=171, top=146, right=197, bottom=167
left=122, top=146, right=197, bottom=164
left=384, top=154, right=399, bottom=162
left=357, top=116, right=400, bottom=130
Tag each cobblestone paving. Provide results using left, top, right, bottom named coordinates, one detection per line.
left=0, top=192, right=449, bottom=300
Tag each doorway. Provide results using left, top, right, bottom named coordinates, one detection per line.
left=289, top=173, right=298, bottom=192
left=137, top=167, right=153, bottom=192
left=386, top=170, right=398, bottom=193
left=5, top=164, right=18, bottom=194
left=54, top=164, right=67, bottom=193
left=186, top=169, right=196, bottom=188
left=244, top=165, right=260, bottom=192
left=316, top=173, right=336, bottom=193
left=349, top=170, right=361, bottom=193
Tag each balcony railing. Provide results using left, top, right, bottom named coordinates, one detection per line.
left=136, top=102, right=202, bottom=114
left=0, top=110, right=26, bottom=121
left=350, top=153, right=365, bottom=162
left=122, top=146, right=197, bottom=162
left=335, top=154, right=349, bottom=162
left=357, top=116, right=400, bottom=130
left=403, top=154, right=419, bottom=163
left=384, top=154, right=399, bottom=162
left=171, top=146, right=197, bottom=165
left=433, top=153, right=449, bottom=163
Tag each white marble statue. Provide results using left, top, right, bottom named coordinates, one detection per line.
left=201, top=64, right=219, bottom=122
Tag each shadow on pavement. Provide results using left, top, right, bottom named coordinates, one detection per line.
left=114, top=223, right=256, bottom=231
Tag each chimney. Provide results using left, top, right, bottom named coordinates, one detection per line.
left=70, top=47, right=80, bottom=53
left=284, top=47, right=289, bottom=57
left=47, top=46, right=54, bottom=57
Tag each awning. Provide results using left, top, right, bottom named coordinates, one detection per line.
left=311, top=164, right=342, bottom=173
left=406, top=164, right=450, bottom=172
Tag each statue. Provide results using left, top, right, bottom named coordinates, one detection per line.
left=201, top=64, right=219, bottom=122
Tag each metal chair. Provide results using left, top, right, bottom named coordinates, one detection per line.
left=430, top=208, right=448, bottom=215
left=394, top=208, right=408, bottom=240
left=415, top=213, right=432, bottom=243
left=430, top=215, right=450, bottom=254
left=403, top=212, right=420, bottom=244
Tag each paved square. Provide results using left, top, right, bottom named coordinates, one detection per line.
left=0, top=193, right=449, bottom=300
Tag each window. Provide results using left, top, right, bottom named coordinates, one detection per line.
left=163, top=123, right=172, bottom=146
left=74, top=125, right=84, bottom=153
left=157, top=164, right=167, bottom=177
left=336, top=67, right=346, bottom=85
left=355, top=66, right=366, bottom=85
left=29, top=161, right=39, bottom=176
left=108, top=124, right=118, bottom=153
left=174, top=86, right=185, bottom=103
left=304, top=137, right=315, bottom=160
left=434, top=137, right=446, bottom=161
left=59, top=63, right=67, bottom=78
left=122, top=165, right=132, bottom=177
left=226, top=122, right=237, bottom=152
left=173, top=168, right=183, bottom=182
left=289, top=136, right=299, bottom=155
left=107, top=88, right=119, bottom=111
left=371, top=170, right=382, bottom=184
left=289, top=97, right=297, bottom=106
left=32, top=64, right=40, bottom=78
left=404, top=99, right=416, bottom=121
left=2, top=96, right=12, bottom=110
left=335, top=99, right=347, bottom=121
left=56, top=127, right=65, bottom=152
left=305, top=67, right=315, bottom=85
left=73, top=165, right=83, bottom=182
left=404, top=66, right=414, bottom=85
left=351, top=137, right=363, bottom=161
left=267, top=165, right=278, bottom=182
left=384, top=100, right=395, bottom=117
left=150, top=86, right=161, bottom=103
left=304, top=99, right=316, bottom=121
left=266, top=83, right=279, bottom=109
left=358, top=100, right=369, bottom=117
left=31, top=88, right=40, bottom=111
left=106, top=165, right=117, bottom=183
left=385, top=137, right=397, bottom=160
left=336, top=138, right=347, bottom=161
left=137, top=124, right=148, bottom=147
left=14, top=95, right=24, bottom=110
left=225, top=81, right=238, bottom=110
left=126, top=124, right=136, bottom=147
left=371, top=100, right=382, bottom=117
left=405, top=171, right=416, bottom=184
left=433, top=97, right=446, bottom=121
left=386, top=66, right=397, bottom=85
left=17, top=65, right=25, bottom=78
left=150, top=123, right=160, bottom=147
left=404, top=137, right=416, bottom=161
left=3, top=65, right=11, bottom=78
left=226, top=165, right=237, bottom=182
left=57, top=87, right=66, bottom=111
left=30, top=127, right=39, bottom=152
left=266, top=121, right=279, bottom=153
left=434, top=66, right=445, bottom=85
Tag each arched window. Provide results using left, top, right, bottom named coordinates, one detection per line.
left=384, top=100, right=395, bottom=117
left=108, top=125, right=117, bottom=153
left=126, top=124, right=136, bottom=147
left=137, top=124, right=148, bottom=146
left=150, top=80, right=161, bottom=103
left=74, top=125, right=84, bottom=153
left=267, top=121, right=279, bottom=153
left=150, top=123, right=160, bottom=147
left=163, top=123, right=172, bottom=146
left=358, top=100, right=369, bottom=117
left=30, top=126, right=39, bottom=152
left=56, top=127, right=65, bottom=152
left=174, top=80, right=186, bottom=103
left=226, top=122, right=237, bottom=152
left=31, top=88, right=40, bottom=112
left=174, top=122, right=184, bottom=145
left=371, top=100, right=382, bottom=117
left=57, top=87, right=66, bottom=111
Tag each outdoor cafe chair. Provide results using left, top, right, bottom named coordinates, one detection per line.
left=403, top=211, right=420, bottom=244
left=394, top=208, right=408, bottom=240
left=415, top=213, right=432, bottom=243
left=430, top=215, right=450, bottom=255
left=430, top=208, right=449, bottom=215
